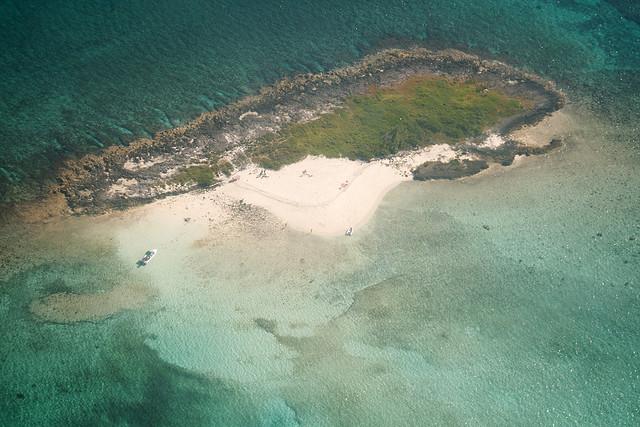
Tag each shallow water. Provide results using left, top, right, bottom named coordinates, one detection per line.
left=1, top=0, right=639, bottom=425
left=1, top=106, right=638, bottom=425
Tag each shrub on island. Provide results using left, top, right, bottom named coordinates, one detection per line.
left=250, top=76, right=523, bottom=169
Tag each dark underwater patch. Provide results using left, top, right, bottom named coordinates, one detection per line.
left=413, top=159, right=489, bottom=181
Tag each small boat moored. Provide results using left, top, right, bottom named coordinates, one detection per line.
left=137, top=249, right=157, bottom=267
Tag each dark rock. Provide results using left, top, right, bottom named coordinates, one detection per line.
left=482, top=225, right=491, bottom=230
left=16, top=392, right=25, bottom=399
left=548, top=138, right=562, bottom=148
left=254, top=318, right=277, bottom=335
left=463, top=137, right=563, bottom=168
left=413, top=159, right=489, bottom=181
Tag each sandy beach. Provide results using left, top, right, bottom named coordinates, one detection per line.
left=217, top=144, right=459, bottom=236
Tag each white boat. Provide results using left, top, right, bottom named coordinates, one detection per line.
left=137, top=249, right=157, bottom=267
left=345, top=227, right=353, bottom=236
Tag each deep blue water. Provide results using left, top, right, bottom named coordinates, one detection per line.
left=0, top=0, right=638, bottom=199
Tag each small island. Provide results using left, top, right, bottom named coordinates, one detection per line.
left=13, top=48, right=565, bottom=234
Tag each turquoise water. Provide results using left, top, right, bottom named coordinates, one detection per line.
left=1, top=107, right=638, bottom=425
left=1, top=0, right=640, bottom=425
left=0, top=0, right=638, bottom=197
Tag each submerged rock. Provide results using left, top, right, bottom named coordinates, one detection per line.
left=413, top=159, right=489, bottom=181
left=29, top=283, right=153, bottom=323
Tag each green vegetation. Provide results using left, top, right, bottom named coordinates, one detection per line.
left=173, top=165, right=216, bottom=187
left=173, top=158, right=235, bottom=187
left=211, top=159, right=234, bottom=177
left=250, top=77, right=523, bottom=169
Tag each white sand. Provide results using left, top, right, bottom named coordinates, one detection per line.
left=509, top=110, right=572, bottom=147
left=217, top=144, right=458, bottom=236
left=479, top=133, right=506, bottom=149
left=103, top=144, right=460, bottom=238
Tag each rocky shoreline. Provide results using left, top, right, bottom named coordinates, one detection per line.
left=4, top=47, right=565, bottom=221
